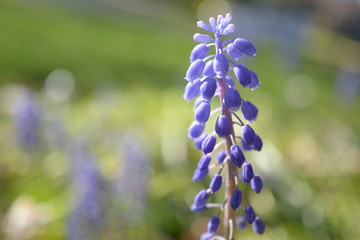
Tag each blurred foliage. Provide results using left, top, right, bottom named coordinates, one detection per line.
left=0, top=0, right=360, bottom=240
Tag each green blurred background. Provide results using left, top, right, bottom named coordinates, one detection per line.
left=0, top=0, right=359, bottom=239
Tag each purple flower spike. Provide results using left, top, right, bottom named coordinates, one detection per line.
left=227, top=43, right=243, bottom=60
left=183, top=79, right=202, bottom=101
left=190, top=44, right=210, bottom=62
left=236, top=216, right=248, bottom=230
left=185, top=59, right=205, bottom=81
left=234, top=64, right=252, bottom=87
left=248, top=70, right=260, bottom=90
left=241, top=100, right=258, bottom=122
left=191, top=189, right=210, bottom=211
left=230, top=145, right=246, bottom=168
left=241, top=125, right=256, bottom=145
left=193, top=33, right=212, bottom=43
left=252, top=217, right=265, bottom=234
left=216, top=150, right=226, bottom=163
left=195, top=102, right=211, bottom=124
left=188, top=121, right=205, bottom=139
left=192, top=168, right=209, bottom=181
left=214, top=53, right=229, bottom=77
left=215, top=115, right=231, bottom=138
left=209, top=174, right=222, bottom=193
left=207, top=216, right=220, bottom=233
left=245, top=206, right=256, bottom=224
left=250, top=175, right=263, bottom=193
left=233, top=38, right=258, bottom=58
left=203, top=60, right=216, bottom=77
left=241, top=163, right=254, bottom=184
left=194, top=134, right=208, bottom=150
left=224, top=87, right=242, bottom=112
left=230, top=189, right=242, bottom=210
left=200, top=77, right=217, bottom=100
left=201, top=135, right=216, bottom=154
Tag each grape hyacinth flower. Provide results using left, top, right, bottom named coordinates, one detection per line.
left=184, top=13, right=266, bottom=239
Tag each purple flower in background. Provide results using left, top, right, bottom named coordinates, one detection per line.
left=12, top=90, right=41, bottom=151
left=184, top=13, right=266, bottom=239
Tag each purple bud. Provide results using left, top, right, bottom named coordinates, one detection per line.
left=253, top=134, right=263, bottom=151
left=200, top=232, right=214, bottom=240
left=230, top=144, right=246, bottom=168
left=201, top=135, right=216, bottom=154
left=191, top=189, right=210, bottom=211
left=209, top=174, right=222, bottom=193
left=193, top=33, right=212, bottom=43
left=248, top=70, right=260, bottom=90
left=209, top=17, right=216, bottom=31
left=194, top=133, right=208, bottom=150
left=188, top=121, right=205, bottom=139
left=226, top=43, right=243, bottom=60
left=234, top=64, right=251, bottom=87
left=233, top=38, right=257, bottom=58
left=215, top=115, right=231, bottom=138
left=185, top=59, right=205, bottom=81
left=200, top=77, right=217, bottom=100
left=250, top=175, right=263, bottom=193
left=216, top=150, right=226, bottom=163
left=220, top=13, right=232, bottom=30
left=183, top=79, right=202, bottom=101
left=197, top=21, right=213, bottom=32
left=241, top=125, right=255, bottom=145
left=230, top=189, right=242, bottom=210
left=197, top=155, right=211, bottom=170
left=195, top=102, right=211, bottom=124
left=213, top=53, right=229, bottom=77
left=222, top=23, right=235, bottom=35
left=192, top=168, right=209, bottom=181
left=190, top=44, right=210, bottom=62
left=207, top=216, right=220, bottom=233
left=241, top=100, right=258, bottom=122
left=203, top=60, right=216, bottom=77
left=245, top=206, right=256, bottom=224
left=194, top=97, right=208, bottom=111
left=226, top=76, right=235, bottom=87
left=224, top=87, right=242, bottom=112
left=236, top=216, right=247, bottom=230
left=241, top=162, right=254, bottom=183
left=241, top=139, right=253, bottom=151
left=216, top=15, right=224, bottom=26
left=252, top=217, right=265, bottom=234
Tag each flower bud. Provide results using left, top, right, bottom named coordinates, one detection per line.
left=188, top=121, right=205, bottom=139
left=241, top=125, right=255, bottom=145
left=253, top=134, right=263, bottom=151
left=200, top=232, right=214, bottom=240
left=226, top=76, right=235, bottom=87
left=193, top=33, right=212, bottom=43
left=220, top=13, right=232, bottom=30
left=193, top=97, right=207, bottom=110
left=192, top=168, right=209, bottom=181
left=250, top=175, right=263, bottom=193
left=185, top=59, right=205, bottom=81
left=197, top=155, right=211, bottom=170
left=241, top=100, right=258, bottom=122
left=234, top=64, right=251, bottom=87
left=183, top=79, right=202, bottom=101
left=227, top=43, right=243, bottom=60
left=213, top=53, right=229, bottom=77
left=207, top=216, right=220, bottom=234
left=230, top=189, right=242, bottom=210
left=195, top=102, right=211, bottom=124
left=209, top=174, right=222, bottom=193
left=230, top=144, right=246, bottom=168
left=215, top=115, right=231, bottom=138
left=248, top=70, right=260, bottom=90
left=191, top=189, right=210, bottom=211
left=197, top=21, right=212, bottom=32
left=203, top=60, right=216, bottom=77
left=224, top=87, right=242, bottom=112
left=194, top=133, right=208, bottom=150
left=236, top=216, right=247, bottom=230
left=252, top=217, right=265, bottom=234
left=245, top=206, right=256, bottom=224
left=190, top=43, right=210, bottom=62
left=200, top=77, right=217, bottom=100
left=201, top=135, right=216, bottom=154
left=216, top=150, right=226, bottom=163
left=222, top=23, right=236, bottom=35
left=241, top=163, right=254, bottom=183
left=233, top=38, right=257, bottom=58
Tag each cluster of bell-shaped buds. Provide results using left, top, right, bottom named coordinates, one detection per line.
left=184, top=13, right=265, bottom=239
